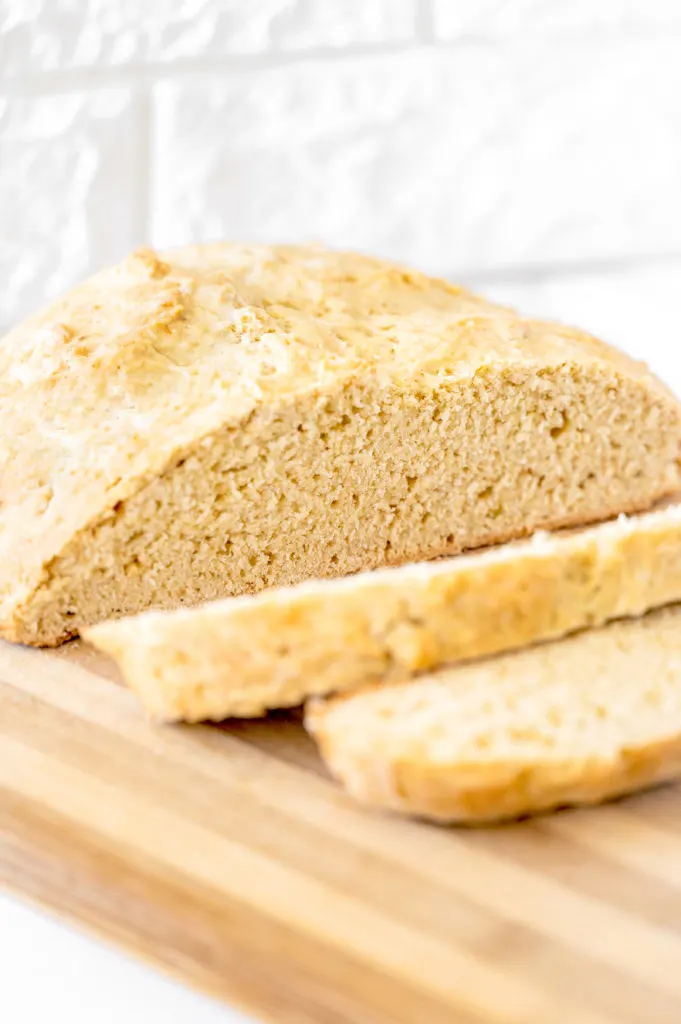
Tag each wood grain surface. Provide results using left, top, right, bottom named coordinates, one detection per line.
left=2, top=640, right=681, bottom=1024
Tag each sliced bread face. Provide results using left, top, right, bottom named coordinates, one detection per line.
left=305, top=604, right=681, bottom=824
left=86, top=499, right=681, bottom=721
left=4, top=243, right=681, bottom=646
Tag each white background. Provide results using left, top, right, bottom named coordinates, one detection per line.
left=2, top=1, right=681, bottom=1021
left=0, top=893, right=247, bottom=1023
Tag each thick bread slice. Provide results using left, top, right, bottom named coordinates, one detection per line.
left=4, top=243, right=681, bottom=646
left=305, top=604, right=681, bottom=824
left=86, top=499, right=681, bottom=721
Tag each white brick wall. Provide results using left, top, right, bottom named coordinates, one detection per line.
left=2, top=0, right=681, bottom=386
left=433, top=0, right=681, bottom=38
left=0, top=0, right=416, bottom=73
left=0, top=88, right=144, bottom=325
left=152, top=42, right=681, bottom=273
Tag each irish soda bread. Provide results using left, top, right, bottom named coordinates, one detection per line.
left=86, top=500, right=681, bottom=720
left=306, top=604, right=681, bottom=823
left=3, top=244, right=681, bottom=645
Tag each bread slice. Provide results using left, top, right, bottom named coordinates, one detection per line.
left=86, top=499, right=681, bottom=720
left=305, top=604, right=681, bottom=824
left=4, top=243, right=681, bottom=646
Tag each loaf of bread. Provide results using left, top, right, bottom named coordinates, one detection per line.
left=86, top=499, right=681, bottom=720
left=305, top=604, right=681, bottom=823
left=4, top=244, right=681, bottom=646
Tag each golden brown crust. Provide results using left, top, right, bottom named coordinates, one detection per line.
left=4, top=243, right=681, bottom=645
left=305, top=604, right=681, bottom=824
left=308, top=724, right=681, bottom=825
left=86, top=498, right=681, bottom=720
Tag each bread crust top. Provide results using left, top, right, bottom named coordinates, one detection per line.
left=0, top=243, right=675, bottom=620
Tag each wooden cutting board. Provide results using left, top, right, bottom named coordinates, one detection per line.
left=3, top=641, right=681, bottom=1024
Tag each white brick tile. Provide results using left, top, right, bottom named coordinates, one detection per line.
left=433, top=0, right=681, bottom=39
left=475, top=263, right=681, bottom=397
left=151, top=43, right=681, bottom=273
left=0, top=0, right=416, bottom=76
left=0, top=89, right=144, bottom=328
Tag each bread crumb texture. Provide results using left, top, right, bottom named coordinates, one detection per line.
left=306, top=604, right=681, bottom=824
left=3, top=243, right=681, bottom=645
left=86, top=499, right=681, bottom=720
